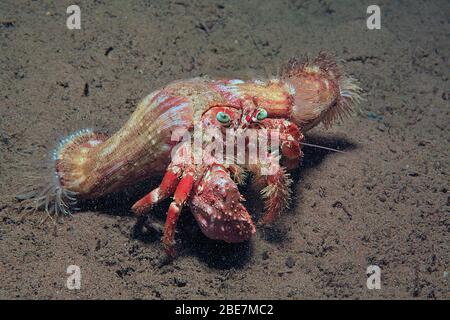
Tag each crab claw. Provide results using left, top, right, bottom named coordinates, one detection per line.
left=190, top=164, right=256, bottom=243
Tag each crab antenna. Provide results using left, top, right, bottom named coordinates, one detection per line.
left=299, top=141, right=346, bottom=154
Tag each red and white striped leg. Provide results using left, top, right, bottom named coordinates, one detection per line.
left=162, top=168, right=195, bottom=256
left=131, top=164, right=182, bottom=215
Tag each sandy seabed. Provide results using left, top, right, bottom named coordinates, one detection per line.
left=0, top=0, right=448, bottom=299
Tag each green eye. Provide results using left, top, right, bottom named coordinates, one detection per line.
left=216, top=111, right=230, bottom=124
left=256, top=108, right=268, bottom=121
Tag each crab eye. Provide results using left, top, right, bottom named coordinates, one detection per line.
left=256, top=108, right=268, bottom=121
left=216, top=111, right=230, bottom=124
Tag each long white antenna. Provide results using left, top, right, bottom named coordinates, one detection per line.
left=300, top=142, right=347, bottom=154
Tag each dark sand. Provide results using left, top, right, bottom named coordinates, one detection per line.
left=0, top=0, right=448, bottom=299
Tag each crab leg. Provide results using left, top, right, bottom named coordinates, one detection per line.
left=162, top=169, right=195, bottom=256
left=131, top=165, right=182, bottom=215
left=251, top=160, right=293, bottom=225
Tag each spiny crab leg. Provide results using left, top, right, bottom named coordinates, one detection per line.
left=251, top=161, right=293, bottom=225
left=248, top=118, right=303, bottom=224
left=131, top=164, right=182, bottom=215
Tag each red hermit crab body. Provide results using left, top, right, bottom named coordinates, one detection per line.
left=25, top=53, right=361, bottom=256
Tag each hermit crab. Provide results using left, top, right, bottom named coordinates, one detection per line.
left=21, top=52, right=362, bottom=256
